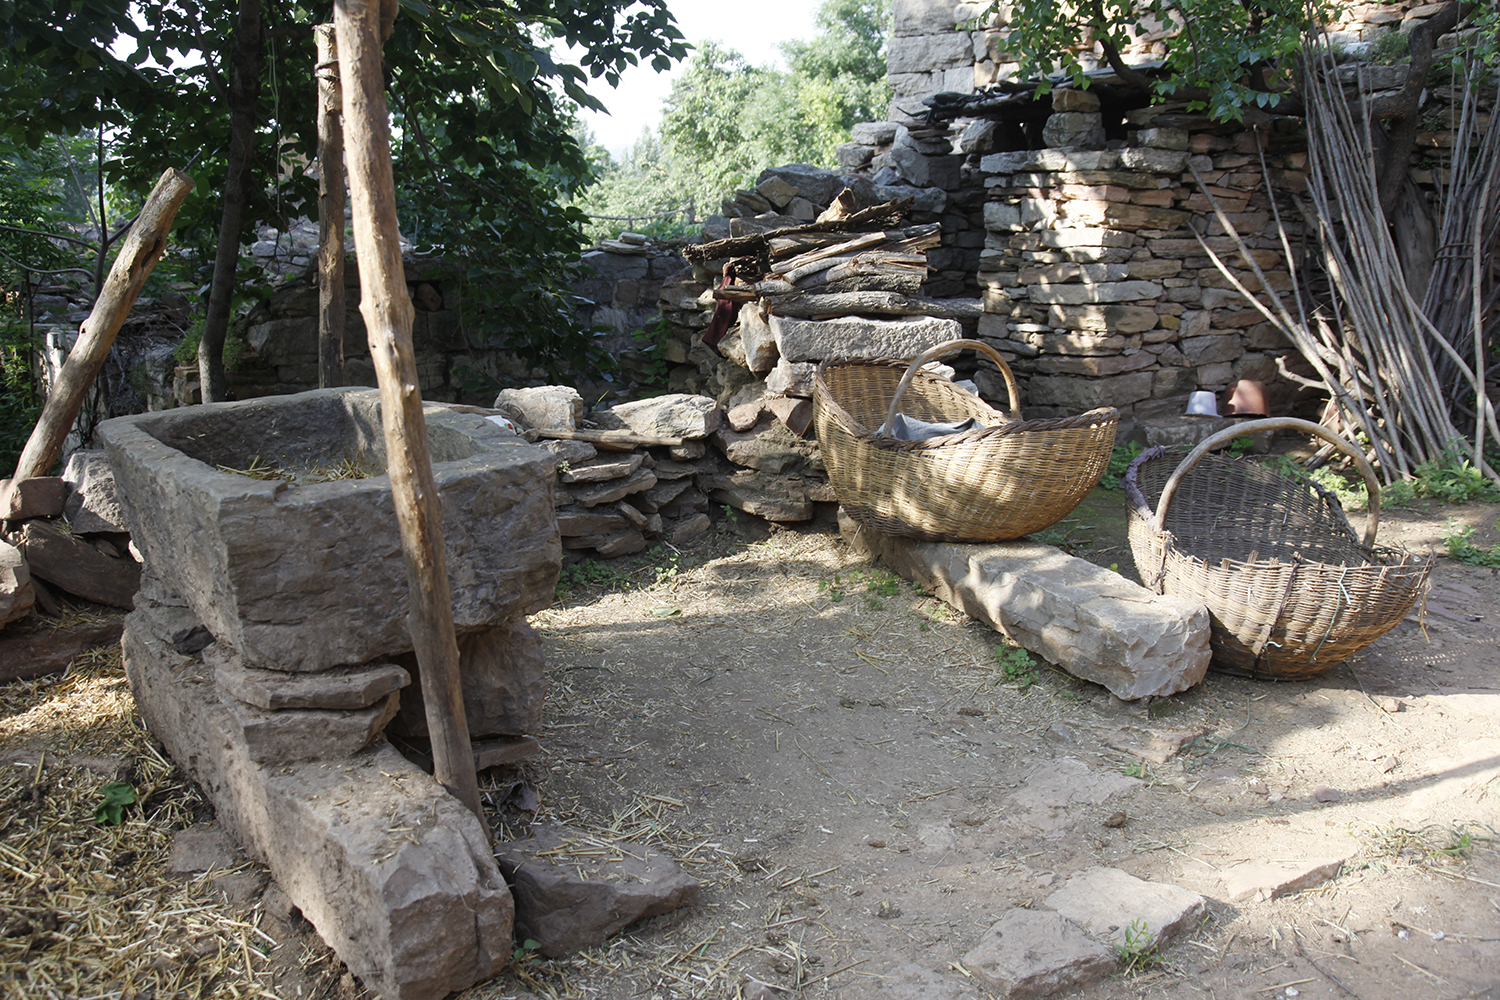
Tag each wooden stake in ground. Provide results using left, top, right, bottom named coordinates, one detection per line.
left=333, top=0, right=487, bottom=829
left=315, top=23, right=346, bottom=389
left=13, top=168, right=194, bottom=481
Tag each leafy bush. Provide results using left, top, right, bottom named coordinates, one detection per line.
left=1384, top=446, right=1500, bottom=505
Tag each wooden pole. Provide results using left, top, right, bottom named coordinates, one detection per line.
left=315, top=23, right=346, bottom=389
left=13, top=168, right=194, bottom=481
left=333, top=0, right=487, bottom=830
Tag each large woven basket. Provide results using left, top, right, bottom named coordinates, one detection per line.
left=1125, top=417, right=1433, bottom=680
left=814, top=339, right=1119, bottom=542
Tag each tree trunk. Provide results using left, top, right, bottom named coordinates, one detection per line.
left=14, top=169, right=195, bottom=480
left=198, top=0, right=264, bottom=403
left=316, top=23, right=347, bottom=389
left=334, top=0, right=487, bottom=831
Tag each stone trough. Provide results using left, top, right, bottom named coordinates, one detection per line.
left=98, top=388, right=562, bottom=1000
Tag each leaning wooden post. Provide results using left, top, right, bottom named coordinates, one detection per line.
left=13, top=168, right=195, bottom=481
left=315, top=23, right=346, bottom=389
left=333, top=0, right=487, bottom=829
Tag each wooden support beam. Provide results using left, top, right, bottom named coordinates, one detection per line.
left=13, top=168, right=194, bottom=481
left=334, top=0, right=487, bottom=831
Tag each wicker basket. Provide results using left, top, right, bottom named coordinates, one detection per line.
left=1125, top=417, right=1434, bottom=680
left=813, top=339, right=1119, bottom=542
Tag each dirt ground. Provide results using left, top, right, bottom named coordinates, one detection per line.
left=1, top=482, right=1497, bottom=1000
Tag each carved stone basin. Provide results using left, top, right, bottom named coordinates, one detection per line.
left=99, top=387, right=559, bottom=672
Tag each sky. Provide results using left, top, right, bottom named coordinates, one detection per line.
left=577, top=0, right=823, bottom=160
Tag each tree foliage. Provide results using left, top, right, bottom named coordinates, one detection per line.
left=0, top=0, right=690, bottom=388
left=576, top=0, right=891, bottom=239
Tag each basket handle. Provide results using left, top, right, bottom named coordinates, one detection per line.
left=882, top=339, right=1022, bottom=435
left=1152, top=416, right=1383, bottom=546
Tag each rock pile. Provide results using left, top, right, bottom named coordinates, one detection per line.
left=0, top=451, right=140, bottom=681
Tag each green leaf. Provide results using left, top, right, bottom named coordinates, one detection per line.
left=94, top=781, right=137, bottom=825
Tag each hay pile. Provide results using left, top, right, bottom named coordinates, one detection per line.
left=0, top=644, right=282, bottom=1000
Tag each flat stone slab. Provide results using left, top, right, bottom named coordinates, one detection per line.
left=771, top=314, right=962, bottom=363
left=123, top=602, right=511, bottom=1000
left=211, top=652, right=410, bottom=711
left=962, top=908, right=1116, bottom=998
left=1, top=476, right=66, bottom=519
left=495, top=822, right=700, bottom=958
left=223, top=692, right=399, bottom=767
left=1005, top=759, right=1140, bottom=835
left=99, top=388, right=559, bottom=672
left=0, top=617, right=123, bottom=683
left=8, top=518, right=140, bottom=609
left=1, top=538, right=33, bottom=626
left=62, top=450, right=128, bottom=533
left=1220, top=857, right=1345, bottom=902
left=1046, top=867, right=1207, bottom=949
left=841, top=515, right=1211, bottom=699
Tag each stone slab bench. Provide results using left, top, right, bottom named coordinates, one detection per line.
left=840, top=514, right=1210, bottom=700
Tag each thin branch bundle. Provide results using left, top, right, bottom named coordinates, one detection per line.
left=1193, top=37, right=1499, bottom=485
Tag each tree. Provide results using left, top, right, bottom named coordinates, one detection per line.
left=0, top=0, right=691, bottom=399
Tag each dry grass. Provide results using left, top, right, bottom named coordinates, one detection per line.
left=215, top=456, right=369, bottom=486
left=0, top=646, right=280, bottom=1000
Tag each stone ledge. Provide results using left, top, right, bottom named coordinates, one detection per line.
left=840, top=513, right=1210, bottom=699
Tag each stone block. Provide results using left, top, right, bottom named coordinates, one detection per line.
left=392, top=622, right=545, bottom=739
left=841, top=518, right=1211, bottom=700
left=558, top=453, right=644, bottom=484
left=1043, top=112, right=1106, bottom=149
left=495, top=823, right=700, bottom=958
left=223, top=692, right=398, bottom=768
left=888, top=146, right=963, bottom=189
left=1046, top=867, right=1207, bottom=949
left=98, top=389, right=559, bottom=673
left=1029, top=372, right=1156, bottom=410
left=1220, top=858, right=1345, bottom=902
left=756, top=175, right=799, bottom=208
left=8, top=518, right=139, bottom=609
left=771, top=314, right=962, bottom=363
left=767, top=359, right=818, bottom=398
left=1050, top=88, right=1101, bottom=112
left=212, top=652, right=410, bottom=711
left=0, top=538, right=34, bottom=626
left=962, top=908, right=1116, bottom=997
left=711, top=418, right=823, bottom=475
left=566, top=468, right=657, bottom=508
left=0, top=476, right=66, bottom=519
left=755, top=165, right=843, bottom=210
left=246, top=317, right=318, bottom=365
left=555, top=508, right=629, bottom=537
left=62, top=450, right=128, bottom=533
left=850, top=121, right=898, bottom=145
left=1118, top=148, right=1190, bottom=173
left=0, top=618, right=123, bottom=683
left=737, top=301, right=781, bottom=375
left=1180, top=332, right=1243, bottom=366
left=1137, top=127, right=1191, bottom=151
left=1029, top=280, right=1163, bottom=305
left=493, top=385, right=584, bottom=432
left=887, top=30, right=972, bottom=74
left=1047, top=304, right=1159, bottom=333
left=123, top=608, right=512, bottom=1000
left=705, top=471, right=814, bottom=522
left=604, top=394, right=720, bottom=439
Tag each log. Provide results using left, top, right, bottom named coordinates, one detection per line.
left=531, top=428, right=686, bottom=450
left=797, top=252, right=929, bottom=289
left=315, top=23, right=346, bottom=388
left=13, top=168, right=194, bottom=480
left=335, top=0, right=486, bottom=830
left=757, top=291, right=984, bottom=320
left=682, top=198, right=914, bottom=263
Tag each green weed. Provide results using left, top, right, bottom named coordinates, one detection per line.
left=1116, top=918, right=1163, bottom=974
left=94, top=782, right=136, bottom=826
left=994, top=645, right=1038, bottom=690
left=1384, top=446, right=1500, bottom=506
left=1099, top=441, right=1143, bottom=490
left=554, top=558, right=631, bottom=602
left=820, top=568, right=903, bottom=604
left=1442, top=520, right=1500, bottom=567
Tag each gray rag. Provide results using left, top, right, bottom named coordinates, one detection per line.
left=880, top=413, right=981, bottom=440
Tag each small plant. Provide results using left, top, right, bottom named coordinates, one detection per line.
left=1442, top=520, right=1500, bottom=567
left=511, top=937, right=543, bottom=967
left=994, top=645, right=1038, bottom=690
left=1100, top=441, right=1143, bottom=490
left=94, top=781, right=137, bottom=826
left=1121, top=759, right=1149, bottom=780
left=554, top=558, right=632, bottom=602
left=1307, top=466, right=1369, bottom=511
left=1383, top=445, right=1500, bottom=506
left=1116, top=918, right=1163, bottom=974
left=627, top=315, right=674, bottom=393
